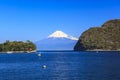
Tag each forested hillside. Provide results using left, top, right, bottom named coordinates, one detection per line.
left=74, top=19, right=120, bottom=51
left=0, top=40, right=36, bottom=52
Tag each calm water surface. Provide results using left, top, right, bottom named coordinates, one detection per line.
left=0, top=51, right=120, bottom=80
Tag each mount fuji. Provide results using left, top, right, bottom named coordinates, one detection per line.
left=36, top=30, right=78, bottom=50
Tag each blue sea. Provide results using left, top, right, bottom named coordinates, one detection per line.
left=0, top=51, right=120, bottom=80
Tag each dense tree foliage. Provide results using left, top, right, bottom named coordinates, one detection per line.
left=0, top=40, right=36, bottom=52
left=74, top=19, right=120, bottom=51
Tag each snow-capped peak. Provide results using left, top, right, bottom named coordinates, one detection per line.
left=48, top=30, right=68, bottom=38
left=48, top=30, right=78, bottom=40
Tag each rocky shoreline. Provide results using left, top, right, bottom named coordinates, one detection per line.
left=0, top=50, right=36, bottom=54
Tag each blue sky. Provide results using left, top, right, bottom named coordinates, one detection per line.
left=0, top=0, right=120, bottom=42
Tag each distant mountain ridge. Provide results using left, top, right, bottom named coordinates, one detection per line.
left=36, top=31, right=78, bottom=50
left=48, top=30, right=78, bottom=40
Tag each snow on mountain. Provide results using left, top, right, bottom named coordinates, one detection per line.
left=48, top=30, right=78, bottom=40
left=48, top=30, right=68, bottom=38
left=36, top=30, right=78, bottom=50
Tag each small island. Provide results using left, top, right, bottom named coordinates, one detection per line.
left=0, top=40, right=36, bottom=53
left=74, top=19, right=120, bottom=51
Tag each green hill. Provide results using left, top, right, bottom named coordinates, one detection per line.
left=0, top=40, right=36, bottom=52
left=74, top=19, right=120, bottom=51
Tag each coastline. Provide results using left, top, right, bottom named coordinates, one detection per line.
left=74, top=49, right=120, bottom=52
left=0, top=50, right=36, bottom=54
left=86, top=49, right=120, bottom=51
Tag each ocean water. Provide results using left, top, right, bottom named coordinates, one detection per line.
left=0, top=51, right=120, bottom=80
